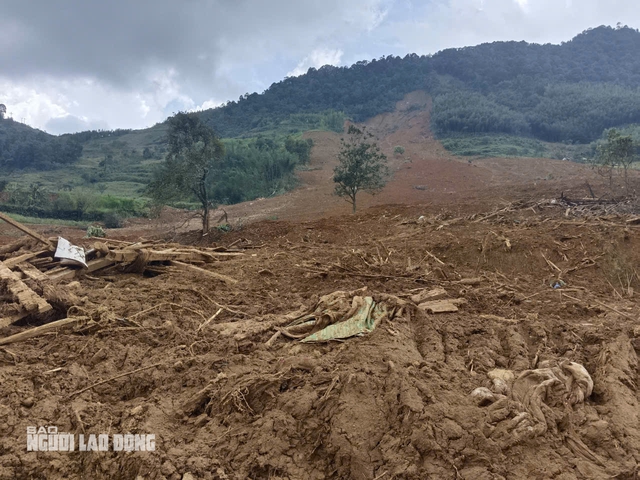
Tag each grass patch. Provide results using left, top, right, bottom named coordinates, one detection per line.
left=439, top=133, right=594, bottom=161
left=1, top=212, right=91, bottom=228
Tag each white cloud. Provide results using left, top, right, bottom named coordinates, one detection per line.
left=287, top=48, right=345, bottom=77
left=1, top=0, right=639, bottom=133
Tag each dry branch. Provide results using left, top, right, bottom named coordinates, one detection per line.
left=0, top=316, right=89, bottom=346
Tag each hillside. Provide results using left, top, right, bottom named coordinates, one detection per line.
left=200, top=25, right=640, bottom=144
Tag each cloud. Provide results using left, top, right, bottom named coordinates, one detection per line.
left=287, top=48, right=345, bottom=77
left=0, top=0, right=639, bottom=133
left=381, top=0, right=640, bottom=55
left=45, top=115, right=109, bottom=135
left=0, top=0, right=387, bottom=132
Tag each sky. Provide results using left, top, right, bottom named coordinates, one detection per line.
left=0, top=0, right=638, bottom=135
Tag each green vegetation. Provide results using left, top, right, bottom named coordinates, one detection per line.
left=212, top=136, right=310, bottom=204
left=3, top=25, right=640, bottom=223
left=0, top=118, right=83, bottom=170
left=440, top=133, right=594, bottom=160
left=593, top=129, right=637, bottom=190
left=148, top=112, right=225, bottom=234
left=197, top=26, right=640, bottom=147
left=334, top=125, right=389, bottom=213
left=0, top=183, right=148, bottom=222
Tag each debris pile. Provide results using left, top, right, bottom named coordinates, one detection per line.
left=0, top=213, right=244, bottom=331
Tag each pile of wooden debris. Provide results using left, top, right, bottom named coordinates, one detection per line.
left=0, top=212, right=247, bottom=331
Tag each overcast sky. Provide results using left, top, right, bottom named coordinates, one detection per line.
left=1, top=0, right=638, bottom=135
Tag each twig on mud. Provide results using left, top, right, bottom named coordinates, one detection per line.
left=67, top=362, right=165, bottom=398
left=541, top=252, right=562, bottom=273
left=373, top=471, right=388, bottom=480
left=197, top=308, right=223, bottom=332
left=265, top=330, right=281, bottom=347
left=560, top=292, right=636, bottom=320
left=128, top=303, right=166, bottom=320
left=299, top=265, right=416, bottom=281
left=423, top=249, right=446, bottom=265
left=0, top=347, right=18, bottom=365
left=188, top=289, right=249, bottom=316
left=320, top=376, right=340, bottom=402
left=211, top=426, right=242, bottom=446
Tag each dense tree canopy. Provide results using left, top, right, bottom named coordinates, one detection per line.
left=0, top=117, right=83, bottom=170
left=197, top=25, right=640, bottom=144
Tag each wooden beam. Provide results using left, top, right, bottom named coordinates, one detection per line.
left=17, top=262, right=49, bottom=282
left=0, top=261, right=52, bottom=314
left=0, top=311, right=29, bottom=329
left=46, top=257, right=115, bottom=281
left=3, top=251, right=49, bottom=269
left=169, top=260, right=238, bottom=285
left=0, top=236, right=31, bottom=256
left=0, top=212, right=54, bottom=249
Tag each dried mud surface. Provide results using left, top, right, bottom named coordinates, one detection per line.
left=1, top=202, right=639, bottom=480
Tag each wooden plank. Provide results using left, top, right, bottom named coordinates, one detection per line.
left=169, top=260, right=238, bottom=285
left=46, top=257, right=115, bottom=281
left=0, top=311, right=29, bottom=329
left=410, top=287, right=448, bottom=304
left=0, top=212, right=54, bottom=249
left=3, top=251, right=49, bottom=269
left=108, top=250, right=139, bottom=262
left=17, top=262, right=49, bottom=282
left=0, top=261, right=52, bottom=314
left=0, top=316, right=89, bottom=346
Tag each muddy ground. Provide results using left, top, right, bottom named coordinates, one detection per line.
left=1, top=91, right=639, bottom=479
left=0, top=199, right=639, bottom=480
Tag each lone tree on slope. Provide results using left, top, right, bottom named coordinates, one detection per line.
left=148, top=112, right=224, bottom=234
left=595, top=129, right=636, bottom=191
left=333, top=125, right=389, bottom=213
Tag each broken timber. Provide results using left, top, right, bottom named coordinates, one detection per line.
left=169, top=261, right=238, bottom=285
left=0, top=261, right=52, bottom=316
left=0, top=211, right=54, bottom=249
left=0, top=262, right=53, bottom=328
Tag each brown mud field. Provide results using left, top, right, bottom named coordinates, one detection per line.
left=1, top=92, right=640, bottom=479
left=1, top=198, right=640, bottom=480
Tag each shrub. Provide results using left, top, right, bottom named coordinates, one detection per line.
left=103, top=212, right=124, bottom=228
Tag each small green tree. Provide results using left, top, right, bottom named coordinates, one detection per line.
left=333, top=125, right=389, bottom=213
left=394, top=145, right=405, bottom=156
left=148, top=112, right=224, bottom=234
left=595, top=129, right=636, bottom=190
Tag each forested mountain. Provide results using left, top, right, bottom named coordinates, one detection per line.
left=2, top=25, right=640, bottom=222
left=0, top=118, right=83, bottom=170
left=201, top=25, right=640, bottom=144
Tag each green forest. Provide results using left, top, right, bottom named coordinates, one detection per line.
left=200, top=25, right=640, bottom=144
left=2, top=25, right=640, bottom=222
